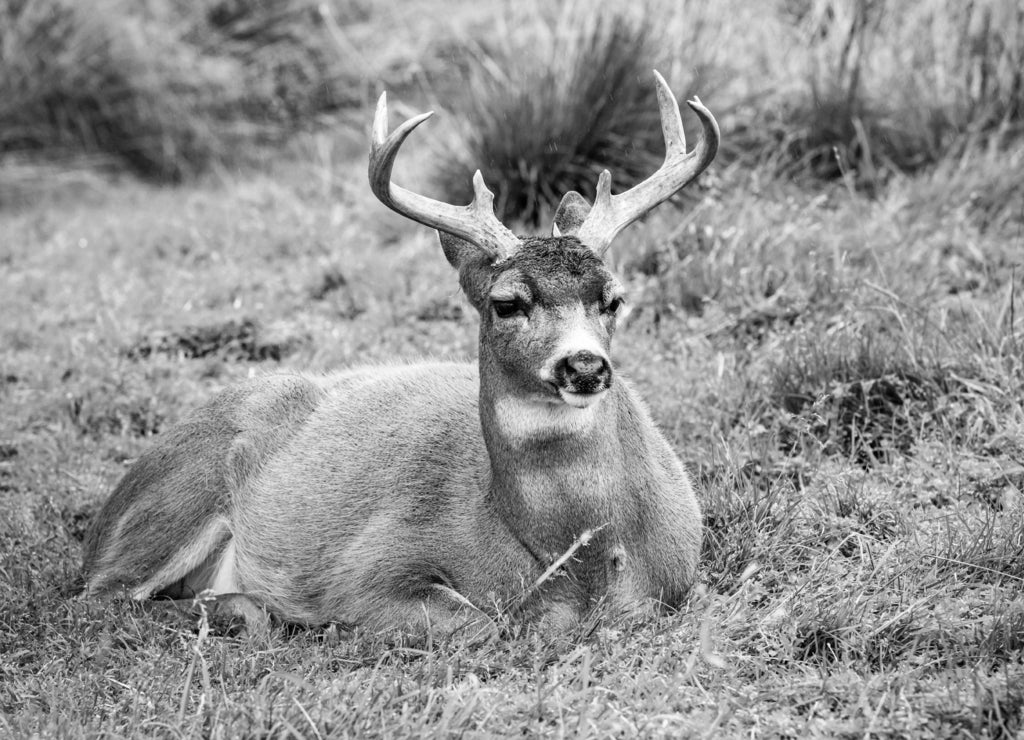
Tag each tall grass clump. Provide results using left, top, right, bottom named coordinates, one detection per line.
left=0, top=0, right=361, bottom=182
left=764, top=299, right=1024, bottom=465
left=763, top=0, right=1024, bottom=189
left=0, top=0, right=215, bottom=179
left=435, top=2, right=682, bottom=227
left=168, top=0, right=368, bottom=124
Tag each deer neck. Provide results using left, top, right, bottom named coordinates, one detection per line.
left=476, top=348, right=624, bottom=560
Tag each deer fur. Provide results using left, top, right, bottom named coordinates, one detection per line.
left=82, top=74, right=716, bottom=636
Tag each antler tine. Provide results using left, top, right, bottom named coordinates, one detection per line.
left=575, top=71, right=720, bottom=255
left=369, top=93, right=519, bottom=262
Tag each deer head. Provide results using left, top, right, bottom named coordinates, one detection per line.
left=369, top=71, right=719, bottom=417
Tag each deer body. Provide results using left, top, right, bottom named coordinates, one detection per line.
left=230, top=361, right=695, bottom=629
left=82, top=72, right=719, bottom=634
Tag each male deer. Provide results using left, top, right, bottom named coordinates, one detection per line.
left=82, top=71, right=719, bottom=636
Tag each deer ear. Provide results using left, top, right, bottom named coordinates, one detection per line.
left=438, top=230, right=510, bottom=275
left=552, top=191, right=592, bottom=237
left=438, top=231, right=480, bottom=270
left=438, top=231, right=497, bottom=311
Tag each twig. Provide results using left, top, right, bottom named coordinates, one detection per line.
left=533, top=524, right=608, bottom=591
left=516, top=524, right=609, bottom=608
left=923, top=554, right=1024, bottom=583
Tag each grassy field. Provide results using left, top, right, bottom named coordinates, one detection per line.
left=2, top=0, right=1024, bottom=737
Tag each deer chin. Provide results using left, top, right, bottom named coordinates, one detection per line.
left=557, top=388, right=608, bottom=409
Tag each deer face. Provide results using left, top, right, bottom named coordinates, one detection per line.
left=445, top=234, right=624, bottom=409
left=369, top=71, right=718, bottom=410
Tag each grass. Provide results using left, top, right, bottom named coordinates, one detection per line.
left=3, top=0, right=1024, bottom=736
left=0, top=0, right=368, bottom=184
left=721, top=0, right=1024, bottom=189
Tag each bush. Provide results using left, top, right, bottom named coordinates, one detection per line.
left=174, top=0, right=367, bottom=124
left=0, top=0, right=211, bottom=179
left=434, top=0, right=1024, bottom=220
left=758, top=0, right=1024, bottom=189
left=434, top=1, right=673, bottom=227
left=0, top=0, right=362, bottom=182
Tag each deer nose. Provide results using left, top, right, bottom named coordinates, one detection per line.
left=554, top=350, right=612, bottom=393
left=566, top=351, right=606, bottom=377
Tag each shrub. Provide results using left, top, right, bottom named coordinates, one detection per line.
left=760, top=0, right=1024, bottom=189
left=435, top=0, right=1024, bottom=216
left=174, top=0, right=368, bottom=124
left=0, top=0, right=215, bottom=179
left=0, top=0, right=362, bottom=181
left=434, top=1, right=674, bottom=227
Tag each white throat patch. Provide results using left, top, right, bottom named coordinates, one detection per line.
left=558, top=388, right=607, bottom=409
left=492, top=394, right=603, bottom=443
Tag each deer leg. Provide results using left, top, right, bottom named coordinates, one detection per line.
left=361, top=583, right=498, bottom=644
left=149, top=592, right=271, bottom=638
left=422, top=583, right=500, bottom=643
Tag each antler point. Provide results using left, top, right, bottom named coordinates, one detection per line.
left=595, top=170, right=613, bottom=205
left=574, top=73, right=718, bottom=254
left=372, top=93, right=391, bottom=145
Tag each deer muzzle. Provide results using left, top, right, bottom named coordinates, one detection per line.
left=553, top=350, right=613, bottom=402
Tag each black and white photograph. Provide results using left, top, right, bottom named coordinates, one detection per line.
left=2, top=0, right=1022, bottom=736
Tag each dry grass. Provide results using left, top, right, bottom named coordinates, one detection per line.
left=434, top=0, right=1024, bottom=219
left=743, top=0, right=1024, bottom=187
left=2, top=0, right=1023, bottom=736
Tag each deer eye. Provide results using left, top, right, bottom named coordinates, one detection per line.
left=492, top=299, right=526, bottom=319
left=602, top=297, right=624, bottom=315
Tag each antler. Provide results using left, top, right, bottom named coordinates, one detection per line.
left=572, top=71, right=720, bottom=255
left=369, top=93, right=519, bottom=262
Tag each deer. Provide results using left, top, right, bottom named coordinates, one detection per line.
left=81, top=71, right=719, bottom=637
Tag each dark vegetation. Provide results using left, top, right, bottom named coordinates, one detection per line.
left=434, top=3, right=668, bottom=225
left=438, top=0, right=1024, bottom=220
left=4, top=1, right=1022, bottom=205
left=123, top=318, right=302, bottom=362
left=0, top=0, right=366, bottom=181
